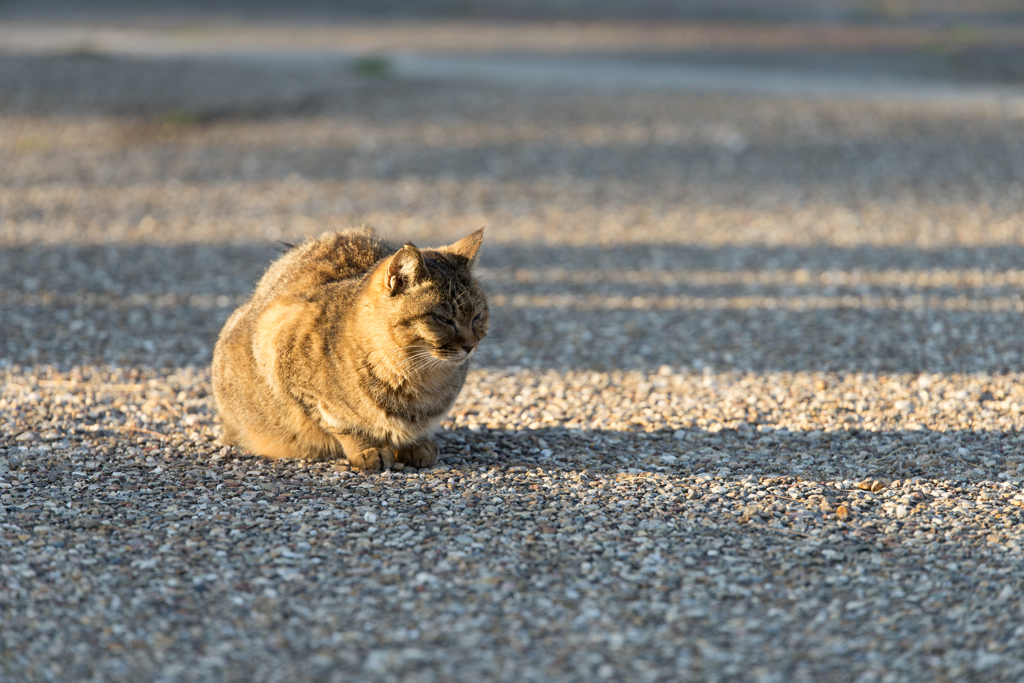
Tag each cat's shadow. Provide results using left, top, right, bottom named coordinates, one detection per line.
left=433, top=424, right=1006, bottom=485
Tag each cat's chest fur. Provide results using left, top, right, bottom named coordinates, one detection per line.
left=317, top=362, right=466, bottom=444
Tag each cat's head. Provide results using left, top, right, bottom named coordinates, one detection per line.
left=371, top=228, right=489, bottom=366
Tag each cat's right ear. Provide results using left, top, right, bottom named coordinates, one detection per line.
left=443, top=227, right=484, bottom=267
left=384, top=244, right=426, bottom=296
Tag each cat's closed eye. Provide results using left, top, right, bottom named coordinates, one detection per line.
left=432, top=313, right=456, bottom=329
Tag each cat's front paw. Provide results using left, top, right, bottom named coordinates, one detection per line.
left=348, top=447, right=396, bottom=472
left=396, top=441, right=439, bottom=468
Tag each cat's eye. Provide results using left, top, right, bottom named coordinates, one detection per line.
left=472, top=313, right=482, bottom=324
left=432, top=313, right=456, bottom=328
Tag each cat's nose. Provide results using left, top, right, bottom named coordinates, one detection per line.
left=457, top=334, right=475, bottom=354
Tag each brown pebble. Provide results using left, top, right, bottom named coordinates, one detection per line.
left=836, top=505, right=850, bottom=521
left=739, top=503, right=759, bottom=523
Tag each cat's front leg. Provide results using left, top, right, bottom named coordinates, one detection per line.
left=333, top=432, right=396, bottom=471
left=395, top=439, right=439, bottom=468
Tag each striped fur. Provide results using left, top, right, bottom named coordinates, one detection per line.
left=212, top=227, right=487, bottom=470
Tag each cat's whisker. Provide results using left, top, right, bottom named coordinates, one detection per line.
left=400, top=352, right=445, bottom=376
left=394, top=350, right=431, bottom=362
left=370, top=345, right=424, bottom=359
left=388, top=343, right=479, bottom=380
left=413, top=357, right=438, bottom=372
left=377, top=346, right=441, bottom=378
left=402, top=358, right=436, bottom=375
left=374, top=346, right=430, bottom=363
left=471, top=349, right=493, bottom=369
left=371, top=349, right=428, bottom=378
left=403, top=350, right=440, bottom=362
left=387, top=356, right=432, bottom=376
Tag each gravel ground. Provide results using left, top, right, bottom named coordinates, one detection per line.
left=3, top=16, right=1024, bottom=683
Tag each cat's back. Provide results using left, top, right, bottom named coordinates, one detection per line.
left=215, top=226, right=393, bottom=368
left=255, top=226, right=394, bottom=303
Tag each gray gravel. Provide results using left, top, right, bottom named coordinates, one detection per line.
left=3, top=12, right=1024, bottom=683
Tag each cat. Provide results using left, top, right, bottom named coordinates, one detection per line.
left=211, top=227, right=487, bottom=471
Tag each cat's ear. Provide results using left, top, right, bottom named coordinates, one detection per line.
left=442, top=228, right=484, bottom=267
left=384, top=243, right=426, bottom=296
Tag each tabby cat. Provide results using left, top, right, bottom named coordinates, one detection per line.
left=211, top=227, right=487, bottom=471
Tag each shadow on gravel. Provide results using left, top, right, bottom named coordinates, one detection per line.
left=439, top=423, right=1019, bottom=483
left=2, top=241, right=1022, bottom=373
left=3, top=423, right=1015, bottom=506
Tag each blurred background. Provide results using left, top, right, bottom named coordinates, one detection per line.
left=1, top=0, right=1023, bottom=375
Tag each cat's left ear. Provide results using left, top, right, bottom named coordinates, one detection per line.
left=442, top=228, right=484, bottom=267
left=385, top=244, right=426, bottom=296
